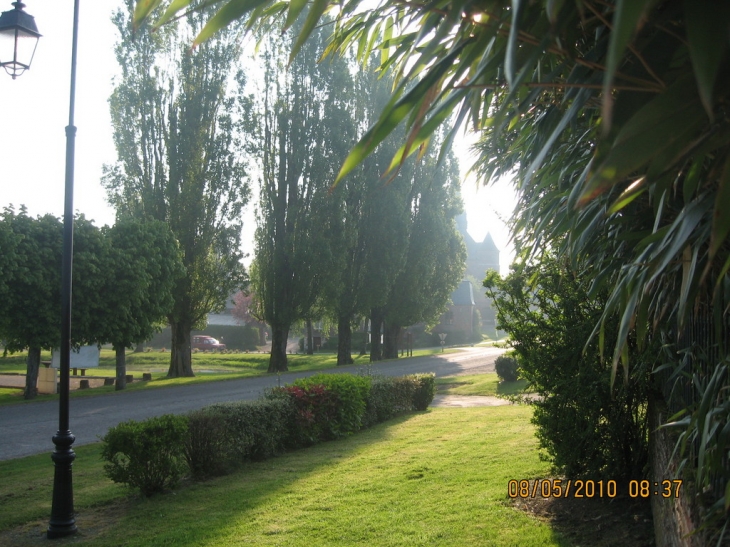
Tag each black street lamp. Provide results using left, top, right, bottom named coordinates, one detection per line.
left=0, top=1, right=40, bottom=78
left=2, top=0, right=82, bottom=539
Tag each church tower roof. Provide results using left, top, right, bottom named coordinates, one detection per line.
left=480, top=232, right=498, bottom=252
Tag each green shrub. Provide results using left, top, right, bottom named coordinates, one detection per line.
left=214, top=399, right=290, bottom=460
left=411, top=373, right=436, bottom=410
left=484, top=258, right=650, bottom=481
left=186, top=399, right=293, bottom=479
left=495, top=355, right=519, bottom=382
left=267, top=384, right=340, bottom=445
left=100, top=414, right=188, bottom=496
left=363, top=376, right=416, bottom=427
left=293, top=374, right=371, bottom=436
left=185, top=408, right=242, bottom=479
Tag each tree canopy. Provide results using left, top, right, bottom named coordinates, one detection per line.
left=0, top=210, right=177, bottom=396
left=106, top=0, right=250, bottom=377
left=93, top=220, right=182, bottom=389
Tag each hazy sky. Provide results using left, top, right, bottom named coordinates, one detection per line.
left=0, top=0, right=515, bottom=273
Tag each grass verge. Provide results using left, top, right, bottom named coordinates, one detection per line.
left=436, top=373, right=529, bottom=397
left=1, top=406, right=569, bottom=546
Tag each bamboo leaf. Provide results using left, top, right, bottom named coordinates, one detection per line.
left=289, top=0, right=331, bottom=63
left=709, top=154, right=730, bottom=260
left=381, top=16, right=393, bottom=67
left=678, top=244, right=699, bottom=328
left=602, top=0, right=658, bottom=125
left=194, top=0, right=269, bottom=47
left=335, top=44, right=466, bottom=183
left=134, top=0, right=165, bottom=29
left=155, top=0, right=197, bottom=28
left=546, top=0, right=565, bottom=24
left=682, top=158, right=703, bottom=205
left=505, top=0, right=524, bottom=89
left=581, top=77, right=704, bottom=205
left=283, top=0, right=309, bottom=33
left=684, top=0, right=730, bottom=118
left=648, top=196, right=710, bottom=287
left=635, top=289, right=650, bottom=350
left=608, top=185, right=646, bottom=214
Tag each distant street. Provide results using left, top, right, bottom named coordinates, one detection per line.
left=0, top=346, right=504, bottom=461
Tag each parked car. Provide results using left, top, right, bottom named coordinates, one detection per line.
left=192, top=335, right=226, bottom=352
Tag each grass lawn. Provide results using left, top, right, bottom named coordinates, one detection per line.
left=437, top=373, right=529, bottom=397
left=0, top=347, right=452, bottom=406
left=0, top=406, right=570, bottom=546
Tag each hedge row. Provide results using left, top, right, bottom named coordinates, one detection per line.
left=101, top=373, right=436, bottom=495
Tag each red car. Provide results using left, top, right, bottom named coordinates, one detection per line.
left=192, top=335, right=226, bottom=351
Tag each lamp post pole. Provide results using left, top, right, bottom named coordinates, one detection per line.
left=47, top=0, right=80, bottom=538
left=1, top=0, right=81, bottom=537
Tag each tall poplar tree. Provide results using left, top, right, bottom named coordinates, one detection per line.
left=103, top=1, right=250, bottom=377
left=327, top=65, right=414, bottom=365
left=250, top=22, right=352, bottom=373
left=381, top=150, right=466, bottom=359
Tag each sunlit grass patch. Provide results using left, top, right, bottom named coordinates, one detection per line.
left=436, top=373, right=529, bottom=397
left=1, top=406, right=567, bottom=546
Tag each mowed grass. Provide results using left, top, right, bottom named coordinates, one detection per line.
left=0, top=406, right=568, bottom=546
left=437, top=373, right=529, bottom=397
left=0, top=347, right=451, bottom=406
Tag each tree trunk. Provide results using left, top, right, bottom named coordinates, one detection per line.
left=115, top=345, right=126, bottom=390
left=24, top=346, right=40, bottom=400
left=268, top=324, right=289, bottom=373
left=360, top=317, right=369, bottom=356
left=337, top=314, right=354, bottom=365
left=306, top=319, right=314, bottom=355
left=383, top=322, right=401, bottom=360
left=168, top=321, right=195, bottom=377
left=370, top=308, right=384, bottom=362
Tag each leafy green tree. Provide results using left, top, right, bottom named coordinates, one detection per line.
left=93, top=220, right=182, bottom=389
left=0, top=210, right=107, bottom=399
left=1, top=209, right=62, bottom=398
left=0, top=214, right=19, bottom=339
left=326, top=65, right=416, bottom=365
left=381, top=149, right=466, bottom=359
left=104, top=1, right=250, bottom=377
left=250, top=22, right=352, bottom=373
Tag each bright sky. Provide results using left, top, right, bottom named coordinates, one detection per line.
left=0, top=0, right=515, bottom=274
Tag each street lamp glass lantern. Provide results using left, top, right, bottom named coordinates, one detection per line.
left=0, top=1, right=40, bottom=79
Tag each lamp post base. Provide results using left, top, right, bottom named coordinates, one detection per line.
left=47, top=430, right=77, bottom=539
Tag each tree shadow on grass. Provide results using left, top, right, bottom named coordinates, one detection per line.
left=1, top=412, right=425, bottom=547
left=512, top=486, right=654, bottom=547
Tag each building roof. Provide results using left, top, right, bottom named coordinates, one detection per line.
left=480, top=231, right=498, bottom=252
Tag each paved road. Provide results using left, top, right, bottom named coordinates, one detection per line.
left=0, top=346, right=503, bottom=461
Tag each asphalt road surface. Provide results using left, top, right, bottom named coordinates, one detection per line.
left=0, top=346, right=504, bottom=461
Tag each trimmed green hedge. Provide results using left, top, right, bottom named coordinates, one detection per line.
left=186, top=399, right=291, bottom=479
left=100, top=373, right=437, bottom=496
left=293, top=374, right=371, bottom=436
